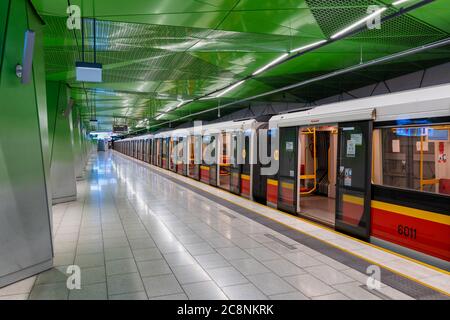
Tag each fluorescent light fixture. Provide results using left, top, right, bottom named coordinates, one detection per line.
left=216, top=80, right=245, bottom=97
left=252, top=53, right=289, bottom=76
left=163, top=102, right=178, bottom=112
left=392, top=0, right=410, bottom=5
left=175, top=99, right=193, bottom=108
left=290, top=40, right=327, bottom=53
left=199, top=95, right=216, bottom=101
left=76, top=62, right=103, bottom=82
left=330, top=7, right=387, bottom=39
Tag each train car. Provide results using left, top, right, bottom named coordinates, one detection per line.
left=113, top=84, right=449, bottom=269
left=143, top=118, right=271, bottom=200
left=195, top=118, right=269, bottom=199
left=269, top=84, right=450, bottom=269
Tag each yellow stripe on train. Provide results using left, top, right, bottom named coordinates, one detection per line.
left=371, top=200, right=450, bottom=226
left=342, top=194, right=364, bottom=206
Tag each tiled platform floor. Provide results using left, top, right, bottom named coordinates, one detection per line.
left=0, top=151, right=443, bottom=300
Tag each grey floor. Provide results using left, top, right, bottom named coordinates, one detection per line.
left=300, top=195, right=335, bottom=225
left=0, top=151, right=414, bottom=300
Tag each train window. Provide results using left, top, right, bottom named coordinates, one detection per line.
left=373, top=124, right=450, bottom=196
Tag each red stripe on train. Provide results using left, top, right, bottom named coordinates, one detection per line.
left=267, top=184, right=278, bottom=205
left=371, top=208, right=450, bottom=262
left=241, top=178, right=250, bottom=198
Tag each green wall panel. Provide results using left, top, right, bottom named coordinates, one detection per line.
left=46, top=81, right=77, bottom=203
left=0, top=0, right=53, bottom=287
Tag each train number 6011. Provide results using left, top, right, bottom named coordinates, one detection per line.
left=397, top=224, right=417, bottom=240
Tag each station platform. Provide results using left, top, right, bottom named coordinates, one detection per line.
left=1, top=151, right=448, bottom=300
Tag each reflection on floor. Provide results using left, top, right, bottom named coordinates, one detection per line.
left=300, top=196, right=335, bottom=226
left=0, top=151, right=416, bottom=300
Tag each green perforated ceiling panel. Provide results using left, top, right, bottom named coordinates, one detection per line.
left=30, top=0, right=450, bottom=132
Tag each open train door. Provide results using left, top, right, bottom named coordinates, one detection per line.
left=335, top=120, right=373, bottom=240
left=277, top=127, right=298, bottom=214
left=230, top=132, right=242, bottom=195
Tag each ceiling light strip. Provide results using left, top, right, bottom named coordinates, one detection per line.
left=393, top=0, right=411, bottom=5
left=252, top=53, right=289, bottom=76
left=290, top=40, right=328, bottom=53
left=216, top=80, right=245, bottom=98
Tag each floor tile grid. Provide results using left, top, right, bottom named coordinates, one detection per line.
left=29, top=179, right=91, bottom=299
left=116, top=153, right=418, bottom=300
left=110, top=193, right=164, bottom=299
left=118, top=161, right=268, bottom=299
left=60, top=166, right=93, bottom=300
left=86, top=174, right=109, bottom=301
left=114, top=155, right=332, bottom=299
left=113, top=155, right=357, bottom=300
left=121, top=168, right=233, bottom=300
left=99, top=162, right=147, bottom=299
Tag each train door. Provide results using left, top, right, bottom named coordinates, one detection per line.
left=157, top=139, right=162, bottom=167
left=277, top=127, right=298, bottom=214
left=152, top=138, right=158, bottom=166
left=162, top=138, right=170, bottom=169
left=188, top=135, right=200, bottom=180
left=253, top=124, right=270, bottom=204
left=335, top=121, right=373, bottom=240
left=142, top=140, right=146, bottom=162
left=176, top=137, right=185, bottom=175
left=137, top=140, right=141, bottom=159
left=169, top=138, right=176, bottom=171
left=152, top=140, right=156, bottom=165
left=209, top=135, right=218, bottom=186
left=153, top=139, right=157, bottom=165
left=266, top=128, right=279, bottom=208
left=201, top=135, right=218, bottom=186
left=241, top=131, right=252, bottom=198
left=297, top=125, right=338, bottom=225
left=144, top=140, right=147, bottom=161
left=135, top=141, right=139, bottom=158
left=149, top=139, right=153, bottom=164
left=230, top=131, right=242, bottom=195
left=219, top=132, right=231, bottom=191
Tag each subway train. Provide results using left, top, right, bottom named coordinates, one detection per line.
left=114, top=84, right=450, bottom=270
